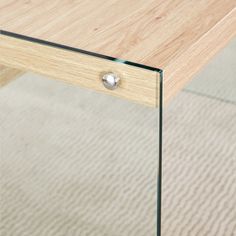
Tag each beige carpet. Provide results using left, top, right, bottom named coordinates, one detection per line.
left=1, top=39, right=236, bottom=236
left=162, top=38, right=236, bottom=236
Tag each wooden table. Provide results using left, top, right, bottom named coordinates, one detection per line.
left=0, top=2, right=235, bottom=236
left=0, top=1, right=235, bottom=107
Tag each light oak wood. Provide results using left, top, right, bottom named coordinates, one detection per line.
left=0, top=0, right=235, bottom=104
left=0, top=65, right=23, bottom=87
left=164, top=7, right=236, bottom=103
left=0, top=0, right=235, bottom=68
left=0, top=34, right=159, bottom=107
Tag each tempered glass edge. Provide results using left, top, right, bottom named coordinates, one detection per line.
left=0, top=30, right=162, bottom=73
left=157, top=70, right=163, bottom=236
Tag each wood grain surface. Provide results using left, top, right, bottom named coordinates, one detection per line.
left=0, top=0, right=235, bottom=104
left=164, top=7, right=236, bottom=103
left=0, top=65, right=23, bottom=87
left=0, top=35, right=159, bottom=107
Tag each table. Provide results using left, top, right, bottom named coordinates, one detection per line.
left=1, top=1, right=235, bottom=106
left=0, top=1, right=235, bottom=236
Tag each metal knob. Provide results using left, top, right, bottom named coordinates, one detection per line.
left=101, top=72, right=120, bottom=90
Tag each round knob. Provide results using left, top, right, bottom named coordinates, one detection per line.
left=102, top=72, right=120, bottom=90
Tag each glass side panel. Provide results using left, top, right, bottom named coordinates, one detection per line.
left=0, top=71, right=162, bottom=236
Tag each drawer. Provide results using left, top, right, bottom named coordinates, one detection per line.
left=0, top=32, right=161, bottom=107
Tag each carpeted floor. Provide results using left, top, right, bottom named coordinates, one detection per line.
left=0, top=39, right=236, bottom=236
left=162, top=38, right=236, bottom=236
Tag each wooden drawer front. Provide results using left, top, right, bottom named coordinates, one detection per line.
left=0, top=34, right=160, bottom=107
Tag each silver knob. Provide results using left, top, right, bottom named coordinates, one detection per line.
left=102, top=72, right=120, bottom=90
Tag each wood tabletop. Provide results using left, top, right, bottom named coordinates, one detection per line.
left=0, top=0, right=236, bottom=103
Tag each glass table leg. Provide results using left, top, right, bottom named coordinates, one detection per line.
left=0, top=70, right=163, bottom=236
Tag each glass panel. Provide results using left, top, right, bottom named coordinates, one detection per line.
left=0, top=70, right=162, bottom=236
left=163, top=38, right=236, bottom=236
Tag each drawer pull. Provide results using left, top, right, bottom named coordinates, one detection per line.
left=102, top=72, right=120, bottom=90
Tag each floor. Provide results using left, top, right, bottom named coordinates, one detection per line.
left=0, top=39, right=235, bottom=236
left=162, top=38, right=236, bottom=236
